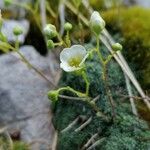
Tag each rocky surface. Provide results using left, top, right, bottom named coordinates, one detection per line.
left=124, top=0, right=150, bottom=7
left=1, top=19, right=29, bottom=44
left=135, top=0, right=150, bottom=7
left=0, top=46, right=59, bottom=150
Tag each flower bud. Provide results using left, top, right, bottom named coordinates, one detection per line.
left=90, top=11, right=105, bottom=36
left=44, top=24, right=57, bottom=39
left=112, top=43, right=122, bottom=51
left=13, top=26, right=23, bottom=36
left=48, top=90, right=59, bottom=102
left=47, top=40, right=54, bottom=49
left=4, top=0, right=12, bottom=6
left=64, top=22, right=72, bottom=31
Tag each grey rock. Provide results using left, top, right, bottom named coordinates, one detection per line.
left=0, top=46, right=55, bottom=150
left=124, top=0, right=150, bottom=7
left=135, top=0, right=150, bottom=7
left=123, top=0, right=135, bottom=5
left=1, top=19, right=29, bottom=44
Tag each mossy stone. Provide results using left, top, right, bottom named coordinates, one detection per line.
left=52, top=46, right=150, bottom=149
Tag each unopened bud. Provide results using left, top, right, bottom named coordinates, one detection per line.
left=90, top=11, right=105, bottom=36
left=13, top=26, right=23, bottom=36
left=112, top=43, right=122, bottom=51
left=44, top=24, right=57, bottom=39
left=64, top=22, right=72, bottom=31
left=48, top=90, right=59, bottom=102
left=47, top=40, right=54, bottom=49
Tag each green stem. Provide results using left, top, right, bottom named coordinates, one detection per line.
left=96, top=36, right=116, bottom=120
left=58, top=86, right=87, bottom=98
left=103, top=63, right=116, bottom=120
left=54, top=42, right=63, bottom=46
left=14, top=37, right=56, bottom=87
left=58, top=87, right=108, bottom=121
left=105, top=51, right=118, bottom=65
left=82, top=71, right=90, bottom=96
left=15, top=36, right=19, bottom=51
left=65, top=31, right=71, bottom=47
left=57, top=33, right=67, bottom=47
left=96, top=36, right=104, bottom=63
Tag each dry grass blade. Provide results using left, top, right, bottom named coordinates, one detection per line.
left=75, top=117, right=92, bottom=132
left=125, top=74, right=138, bottom=116
left=59, top=0, right=66, bottom=35
left=87, top=138, right=105, bottom=150
left=0, top=127, right=13, bottom=150
left=61, top=116, right=80, bottom=133
left=52, top=131, right=58, bottom=150
left=82, top=133, right=99, bottom=150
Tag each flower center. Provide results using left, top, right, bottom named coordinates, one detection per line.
left=68, top=57, right=82, bottom=67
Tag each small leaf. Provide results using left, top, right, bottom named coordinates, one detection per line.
left=0, top=41, right=15, bottom=53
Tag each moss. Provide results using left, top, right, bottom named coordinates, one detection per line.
left=52, top=44, right=150, bottom=150
left=0, top=134, right=28, bottom=150
left=13, top=141, right=29, bottom=150
left=89, top=0, right=123, bottom=10
left=89, top=0, right=105, bottom=10
left=102, top=6, right=150, bottom=89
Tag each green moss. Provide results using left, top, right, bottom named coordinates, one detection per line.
left=0, top=135, right=28, bottom=150
left=102, top=6, right=150, bottom=89
left=0, top=134, right=10, bottom=150
left=13, top=141, right=29, bottom=150
left=52, top=45, right=150, bottom=149
left=89, top=0, right=104, bottom=10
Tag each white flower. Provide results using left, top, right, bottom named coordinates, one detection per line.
left=60, top=45, right=88, bottom=72
left=90, top=11, right=105, bottom=35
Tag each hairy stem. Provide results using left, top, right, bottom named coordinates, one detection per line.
left=58, top=86, right=87, bottom=98
left=14, top=37, right=56, bottom=87
left=82, top=71, right=90, bottom=96
left=96, top=36, right=115, bottom=120
left=103, top=63, right=116, bottom=119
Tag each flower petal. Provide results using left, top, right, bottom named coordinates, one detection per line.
left=60, top=45, right=87, bottom=72
left=60, top=45, right=87, bottom=63
left=60, top=62, right=82, bottom=72
left=70, top=45, right=87, bottom=59
left=60, top=47, right=71, bottom=63
left=79, top=53, right=89, bottom=67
